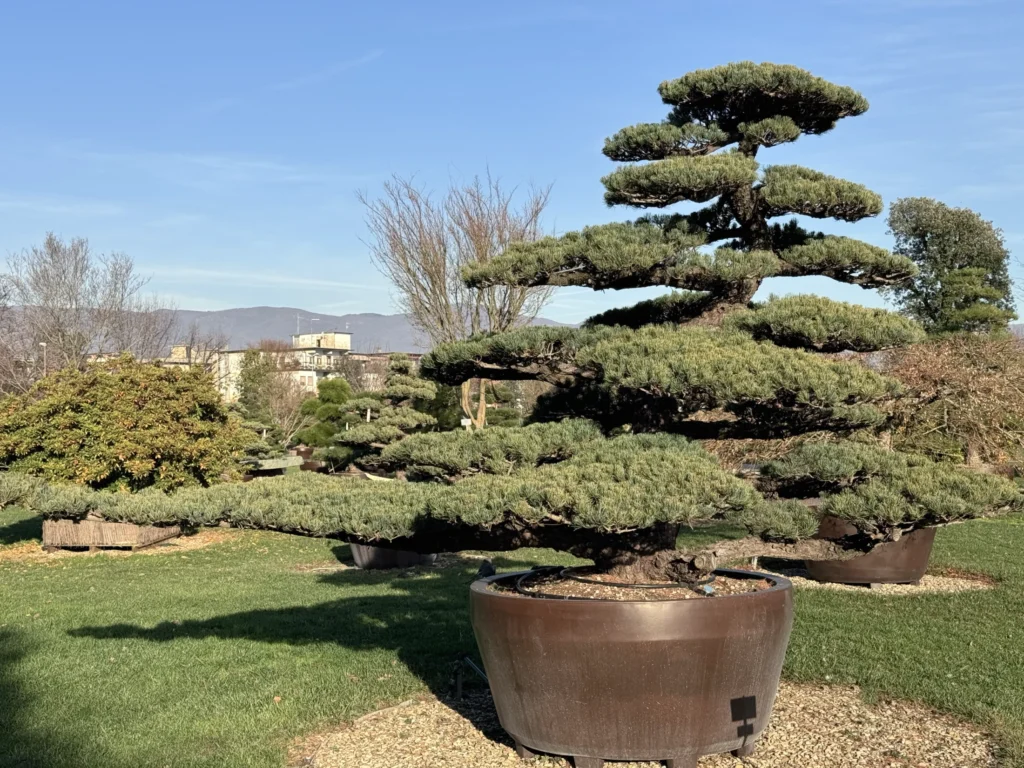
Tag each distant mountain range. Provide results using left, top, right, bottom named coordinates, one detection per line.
left=173, top=307, right=571, bottom=352
left=173, top=308, right=1024, bottom=351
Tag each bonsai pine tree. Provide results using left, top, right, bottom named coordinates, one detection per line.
left=400, top=62, right=1019, bottom=578
left=32, top=64, right=1021, bottom=583
left=326, top=354, right=438, bottom=472
left=295, top=378, right=357, bottom=470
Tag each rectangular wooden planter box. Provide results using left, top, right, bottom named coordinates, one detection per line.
left=42, top=519, right=182, bottom=552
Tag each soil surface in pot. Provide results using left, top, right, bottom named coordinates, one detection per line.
left=494, top=568, right=772, bottom=600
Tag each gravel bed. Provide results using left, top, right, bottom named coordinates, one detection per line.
left=758, top=560, right=995, bottom=595
left=310, top=682, right=996, bottom=768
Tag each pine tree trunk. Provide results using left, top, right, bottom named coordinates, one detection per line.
left=460, top=379, right=487, bottom=429
left=475, top=378, right=488, bottom=429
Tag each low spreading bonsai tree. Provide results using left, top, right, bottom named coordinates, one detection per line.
left=28, top=63, right=1022, bottom=581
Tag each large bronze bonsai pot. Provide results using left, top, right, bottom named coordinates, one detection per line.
left=469, top=568, right=794, bottom=768
left=805, top=516, right=936, bottom=585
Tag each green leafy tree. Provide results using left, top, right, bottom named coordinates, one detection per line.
left=34, top=64, right=1022, bottom=581
left=0, top=355, right=247, bottom=490
left=235, top=349, right=284, bottom=458
left=237, top=348, right=276, bottom=426
left=885, top=197, right=1015, bottom=333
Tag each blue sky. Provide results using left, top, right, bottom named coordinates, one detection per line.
left=2, top=0, right=1021, bottom=324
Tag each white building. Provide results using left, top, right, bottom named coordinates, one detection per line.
left=162, top=331, right=354, bottom=402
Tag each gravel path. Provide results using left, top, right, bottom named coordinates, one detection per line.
left=310, top=682, right=996, bottom=768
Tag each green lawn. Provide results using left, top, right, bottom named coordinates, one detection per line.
left=1, top=507, right=1022, bottom=767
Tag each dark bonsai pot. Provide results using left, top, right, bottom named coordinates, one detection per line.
left=804, top=515, right=936, bottom=585
left=470, top=568, right=793, bottom=768
left=349, top=542, right=438, bottom=569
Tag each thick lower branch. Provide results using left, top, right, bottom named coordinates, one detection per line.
left=603, top=536, right=877, bottom=582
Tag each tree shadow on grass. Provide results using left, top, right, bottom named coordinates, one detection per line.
left=68, top=553, right=544, bottom=748
left=0, top=514, right=42, bottom=546
left=0, top=629, right=109, bottom=768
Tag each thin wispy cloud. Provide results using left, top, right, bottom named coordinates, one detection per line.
left=168, top=49, right=383, bottom=127
left=271, top=50, right=384, bottom=92
left=828, top=25, right=1013, bottom=92
left=953, top=181, right=1024, bottom=199
left=158, top=292, right=239, bottom=312
left=187, top=96, right=246, bottom=118
left=146, top=265, right=387, bottom=293
left=59, top=146, right=336, bottom=190
left=0, top=196, right=124, bottom=217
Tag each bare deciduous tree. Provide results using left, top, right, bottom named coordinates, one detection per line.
left=266, top=374, right=315, bottom=446
left=177, top=320, right=229, bottom=369
left=237, top=341, right=315, bottom=447
left=1, top=233, right=176, bottom=391
left=359, top=173, right=551, bottom=427
left=0, top=275, right=27, bottom=393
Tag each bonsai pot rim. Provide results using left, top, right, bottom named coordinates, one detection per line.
left=471, top=566, right=792, bottom=602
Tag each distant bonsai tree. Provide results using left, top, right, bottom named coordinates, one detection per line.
left=34, top=64, right=1021, bottom=580
left=295, top=378, right=357, bottom=470
left=0, top=355, right=247, bottom=490
left=307, top=354, right=438, bottom=473
left=885, top=197, right=1015, bottom=334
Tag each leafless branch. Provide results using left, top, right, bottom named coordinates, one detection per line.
left=0, top=234, right=177, bottom=393
left=359, top=173, right=552, bottom=426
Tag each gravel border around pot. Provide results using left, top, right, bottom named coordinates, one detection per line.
left=308, top=682, right=996, bottom=768
left=758, top=559, right=995, bottom=596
